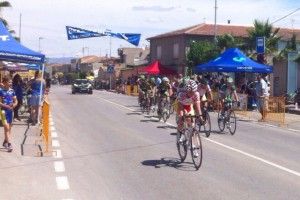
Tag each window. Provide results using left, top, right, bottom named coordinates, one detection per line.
left=173, top=43, right=179, bottom=59
left=157, top=46, right=162, bottom=59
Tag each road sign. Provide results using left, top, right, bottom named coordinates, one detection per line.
left=256, top=37, right=265, bottom=54
left=107, top=65, right=114, bottom=73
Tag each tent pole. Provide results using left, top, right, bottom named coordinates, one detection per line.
left=37, top=64, right=45, bottom=124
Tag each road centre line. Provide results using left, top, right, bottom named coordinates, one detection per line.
left=54, top=161, right=65, bottom=173
left=56, top=176, right=70, bottom=190
left=100, top=97, right=300, bottom=178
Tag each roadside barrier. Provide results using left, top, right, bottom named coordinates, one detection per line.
left=264, top=96, right=285, bottom=125
left=234, top=93, right=249, bottom=119
left=125, top=85, right=139, bottom=96
left=41, top=99, right=51, bottom=153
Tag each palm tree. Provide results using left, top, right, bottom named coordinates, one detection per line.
left=216, top=33, right=247, bottom=52
left=0, top=1, right=12, bottom=27
left=247, top=19, right=281, bottom=63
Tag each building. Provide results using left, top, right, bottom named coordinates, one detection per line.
left=118, top=47, right=150, bottom=66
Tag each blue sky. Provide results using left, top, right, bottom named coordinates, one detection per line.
left=3, top=0, right=300, bottom=58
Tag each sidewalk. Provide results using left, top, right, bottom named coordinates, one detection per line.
left=0, top=117, right=45, bottom=158
left=235, top=110, right=300, bottom=132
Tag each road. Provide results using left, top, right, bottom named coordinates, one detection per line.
left=0, top=85, right=299, bottom=200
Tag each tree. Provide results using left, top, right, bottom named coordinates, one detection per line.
left=186, top=40, right=219, bottom=75
left=0, top=1, right=12, bottom=27
left=247, top=19, right=281, bottom=64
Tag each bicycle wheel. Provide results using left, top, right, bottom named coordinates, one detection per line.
left=176, top=131, right=187, bottom=162
left=203, top=111, right=211, bottom=137
left=217, top=110, right=225, bottom=132
left=228, top=110, right=237, bottom=135
left=190, top=130, right=203, bottom=170
left=169, top=101, right=175, bottom=115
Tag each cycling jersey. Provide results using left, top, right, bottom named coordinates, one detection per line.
left=177, top=91, right=200, bottom=106
left=197, top=84, right=211, bottom=97
left=219, top=84, right=236, bottom=101
left=158, top=83, right=171, bottom=96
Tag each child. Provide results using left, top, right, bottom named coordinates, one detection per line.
left=0, top=76, right=18, bottom=152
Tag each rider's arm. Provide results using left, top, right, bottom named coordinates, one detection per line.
left=233, top=90, right=239, bottom=102
left=206, top=85, right=213, bottom=101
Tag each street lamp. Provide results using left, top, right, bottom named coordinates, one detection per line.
left=38, top=37, right=44, bottom=52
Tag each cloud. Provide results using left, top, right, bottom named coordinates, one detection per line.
left=146, top=17, right=163, bottom=23
left=186, top=8, right=196, bottom=13
left=132, top=5, right=176, bottom=12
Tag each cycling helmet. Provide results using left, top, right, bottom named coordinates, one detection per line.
left=227, top=77, right=234, bottom=83
left=162, top=77, right=170, bottom=82
left=150, top=77, right=155, bottom=83
left=140, top=75, right=145, bottom=80
left=185, top=80, right=198, bottom=92
left=156, top=77, right=162, bottom=85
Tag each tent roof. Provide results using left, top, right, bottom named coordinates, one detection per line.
left=195, top=48, right=273, bottom=73
left=0, top=21, right=45, bottom=64
left=139, top=60, right=177, bottom=75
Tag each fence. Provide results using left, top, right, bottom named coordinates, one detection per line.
left=264, top=96, right=285, bottom=125
left=40, top=100, right=51, bottom=153
left=125, top=85, right=139, bottom=96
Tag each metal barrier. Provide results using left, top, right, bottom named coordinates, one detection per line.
left=125, top=85, right=139, bottom=96
left=41, top=100, right=51, bottom=153
left=264, top=96, right=285, bottom=125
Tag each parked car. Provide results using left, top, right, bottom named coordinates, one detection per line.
left=71, top=79, right=93, bottom=94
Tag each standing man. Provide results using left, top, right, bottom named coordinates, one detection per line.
left=255, top=74, right=269, bottom=121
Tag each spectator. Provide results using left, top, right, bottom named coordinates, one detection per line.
left=12, top=74, right=23, bottom=121
left=0, top=76, right=18, bottom=152
left=28, top=71, right=46, bottom=125
left=255, top=74, right=269, bottom=121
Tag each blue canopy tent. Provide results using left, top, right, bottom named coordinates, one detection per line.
left=0, top=21, right=45, bottom=67
left=194, top=48, right=272, bottom=73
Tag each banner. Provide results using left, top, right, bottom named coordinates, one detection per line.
left=66, top=26, right=141, bottom=46
left=105, top=31, right=141, bottom=46
left=66, top=26, right=105, bottom=40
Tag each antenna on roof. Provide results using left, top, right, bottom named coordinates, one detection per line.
left=203, top=17, right=206, bottom=23
left=227, top=19, right=231, bottom=24
left=214, top=0, right=218, bottom=43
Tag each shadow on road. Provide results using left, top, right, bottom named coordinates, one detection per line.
left=140, top=119, right=158, bottom=123
left=157, top=125, right=176, bottom=130
left=126, top=112, right=142, bottom=116
left=141, top=157, right=196, bottom=171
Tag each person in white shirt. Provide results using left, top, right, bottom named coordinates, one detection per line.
left=255, top=74, right=269, bottom=121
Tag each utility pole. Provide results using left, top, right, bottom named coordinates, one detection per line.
left=214, top=0, right=218, bottom=43
left=109, top=36, right=112, bottom=58
left=19, top=13, right=22, bottom=42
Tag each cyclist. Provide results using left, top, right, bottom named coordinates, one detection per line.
left=177, top=80, right=203, bottom=140
left=138, top=75, right=152, bottom=105
left=157, top=77, right=172, bottom=116
left=149, top=77, right=157, bottom=110
left=218, top=77, right=239, bottom=111
left=196, top=75, right=213, bottom=103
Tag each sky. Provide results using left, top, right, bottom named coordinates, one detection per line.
left=2, top=0, right=300, bottom=58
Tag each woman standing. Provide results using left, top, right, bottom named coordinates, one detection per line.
left=29, top=71, right=45, bottom=125
left=12, top=74, right=23, bottom=121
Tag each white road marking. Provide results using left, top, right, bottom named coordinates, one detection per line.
left=101, top=97, right=300, bottom=177
left=50, top=121, right=55, bottom=126
left=205, top=138, right=300, bottom=177
left=54, top=161, right=65, bottom=173
left=288, top=128, right=300, bottom=132
left=51, top=126, right=56, bottom=131
left=56, top=176, right=70, bottom=190
left=53, top=149, right=63, bottom=158
left=97, top=97, right=135, bottom=111
left=52, top=139, right=60, bottom=147
left=51, top=131, right=58, bottom=138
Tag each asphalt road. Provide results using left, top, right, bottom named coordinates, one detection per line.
left=1, top=85, right=299, bottom=200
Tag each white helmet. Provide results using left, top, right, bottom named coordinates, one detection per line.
left=162, top=77, right=170, bottom=82
left=185, top=80, right=198, bottom=92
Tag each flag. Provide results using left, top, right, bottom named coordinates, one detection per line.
left=105, top=31, right=141, bottom=46
left=66, top=26, right=105, bottom=40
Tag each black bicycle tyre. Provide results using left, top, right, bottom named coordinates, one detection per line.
left=228, top=110, right=237, bottom=135
left=203, top=111, right=211, bottom=137
left=190, top=131, right=203, bottom=170
left=176, top=131, right=187, bottom=162
left=217, top=110, right=225, bottom=132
